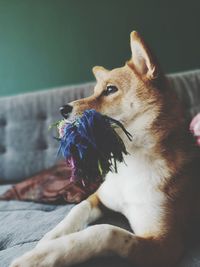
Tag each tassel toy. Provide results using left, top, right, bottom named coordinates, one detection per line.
left=51, top=109, right=132, bottom=186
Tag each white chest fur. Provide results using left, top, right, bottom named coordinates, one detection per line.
left=97, top=151, right=168, bottom=235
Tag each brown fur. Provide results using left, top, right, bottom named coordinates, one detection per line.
left=76, top=32, right=200, bottom=266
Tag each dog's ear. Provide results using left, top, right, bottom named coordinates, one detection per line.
left=129, top=31, right=157, bottom=80
left=92, top=66, right=108, bottom=81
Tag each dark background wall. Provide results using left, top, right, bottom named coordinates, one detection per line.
left=0, top=0, right=199, bottom=96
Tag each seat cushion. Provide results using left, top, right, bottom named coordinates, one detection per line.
left=0, top=185, right=134, bottom=267
left=0, top=184, right=200, bottom=267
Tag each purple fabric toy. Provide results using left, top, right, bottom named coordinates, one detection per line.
left=52, top=109, right=132, bottom=186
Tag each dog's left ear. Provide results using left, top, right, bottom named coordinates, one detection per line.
left=92, top=66, right=108, bottom=81
left=129, top=31, right=157, bottom=80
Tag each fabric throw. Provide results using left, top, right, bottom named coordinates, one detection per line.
left=0, top=161, right=100, bottom=204
left=190, top=113, right=200, bottom=146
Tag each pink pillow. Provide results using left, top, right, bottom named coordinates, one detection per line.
left=190, top=113, right=200, bottom=146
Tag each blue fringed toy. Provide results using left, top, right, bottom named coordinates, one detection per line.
left=52, top=109, right=132, bottom=186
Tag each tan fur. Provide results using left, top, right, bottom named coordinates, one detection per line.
left=87, top=193, right=100, bottom=208
left=10, top=31, right=200, bottom=267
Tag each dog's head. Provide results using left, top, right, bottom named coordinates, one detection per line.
left=60, top=31, right=178, bottom=148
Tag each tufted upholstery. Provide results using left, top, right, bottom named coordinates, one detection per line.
left=0, top=69, right=200, bottom=184
left=0, top=83, right=94, bottom=183
left=168, top=69, right=200, bottom=120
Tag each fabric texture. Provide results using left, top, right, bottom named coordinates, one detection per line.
left=0, top=161, right=99, bottom=204
left=0, top=69, right=200, bottom=267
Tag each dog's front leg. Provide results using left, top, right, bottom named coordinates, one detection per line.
left=37, top=193, right=103, bottom=246
left=10, top=224, right=134, bottom=267
left=10, top=224, right=183, bottom=267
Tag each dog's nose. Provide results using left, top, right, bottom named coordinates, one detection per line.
left=60, top=104, right=73, bottom=118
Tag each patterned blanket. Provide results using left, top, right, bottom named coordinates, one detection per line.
left=0, top=161, right=99, bottom=204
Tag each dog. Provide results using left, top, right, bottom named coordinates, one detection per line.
left=10, top=31, right=200, bottom=267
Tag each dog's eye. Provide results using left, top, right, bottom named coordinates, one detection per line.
left=103, top=85, right=118, bottom=96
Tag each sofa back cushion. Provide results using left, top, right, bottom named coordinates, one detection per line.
left=168, top=70, right=200, bottom=122
left=0, top=83, right=94, bottom=183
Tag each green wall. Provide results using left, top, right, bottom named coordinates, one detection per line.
left=0, top=0, right=200, bottom=96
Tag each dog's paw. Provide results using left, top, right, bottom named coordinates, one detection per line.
left=9, top=256, right=29, bottom=267
left=9, top=260, right=20, bottom=267
left=9, top=251, right=37, bottom=267
left=9, top=259, right=27, bottom=267
left=9, top=248, right=54, bottom=267
left=9, top=258, right=30, bottom=267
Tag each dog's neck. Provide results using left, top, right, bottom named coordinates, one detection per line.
left=122, top=110, right=159, bottom=152
left=120, top=107, right=194, bottom=182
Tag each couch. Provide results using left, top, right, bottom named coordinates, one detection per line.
left=0, top=69, right=200, bottom=267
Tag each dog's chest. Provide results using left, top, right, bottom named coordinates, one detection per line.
left=98, top=152, right=168, bottom=234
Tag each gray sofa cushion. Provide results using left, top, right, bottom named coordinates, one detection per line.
left=0, top=185, right=133, bottom=267
left=0, top=184, right=200, bottom=267
left=168, top=69, right=200, bottom=120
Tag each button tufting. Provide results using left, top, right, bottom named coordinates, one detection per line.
left=42, top=143, right=48, bottom=150
left=37, top=141, right=48, bottom=150
left=0, top=118, right=7, bottom=127
left=0, top=145, right=6, bottom=153
left=37, top=113, right=47, bottom=120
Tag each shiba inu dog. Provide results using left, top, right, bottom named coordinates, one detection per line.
left=10, top=31, right=200, bottom=267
